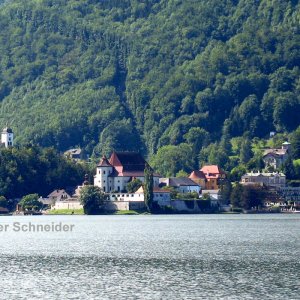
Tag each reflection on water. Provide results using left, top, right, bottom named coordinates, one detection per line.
left=0, top=215, right=299, bottom=299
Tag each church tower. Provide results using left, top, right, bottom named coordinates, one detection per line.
left=1, top=127, right=14, bottom=148
left=94, top=155, right=113, bottom=192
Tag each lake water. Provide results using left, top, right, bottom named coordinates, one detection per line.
left=0, top=214, right=299, bottom=299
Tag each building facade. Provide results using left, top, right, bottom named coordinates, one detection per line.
left=200, top=165, right=226, bottom=190
left=240, top=172, right=286, bottom=188
left=189, top=170, right=206, bottom=189
left=1, top=127, right=14, bottom=148
left=94, top=152, right=160, bottom=193
left=159, top=177, right=201, bottom=194
left=263, top=142, right=290, bottom=169
left=109, top=186, right=171, bottom=207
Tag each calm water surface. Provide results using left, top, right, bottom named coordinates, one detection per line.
left=0, top=214, right=299, bottom=299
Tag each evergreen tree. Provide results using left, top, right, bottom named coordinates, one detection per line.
left=219, top=179, right=232, bottom=205
left=240, top=138, right=253, bottom=164
left=144, top=164, right=153, bottom=212
left=230, top=183, right=243, bottom=208
left=282, top=156, right=296, bottom=180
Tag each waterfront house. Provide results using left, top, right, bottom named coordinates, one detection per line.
left=200, top=165, right=226, bottom=190
left=47, top=189, right=72, bottom=202
left=240, top=171, right=286, bottom=188
left=94, top=152, right=160, bottom=193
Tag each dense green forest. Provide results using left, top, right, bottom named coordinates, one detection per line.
left=0, top=0, right=299, bottom=176
left=0, top=146, right=88, bottom=199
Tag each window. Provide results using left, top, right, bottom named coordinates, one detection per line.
left=103, top=187, right=106, bottom=192
left=103, top=171, right=106, bottom=175
left=99, top=170, right=101, bottom=174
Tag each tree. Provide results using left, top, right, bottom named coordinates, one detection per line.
left=79, top=186, right=108, bottom=215
left=176, top=170, right=189, bottom=177
left=241, top=185, right=266, bottom=210
left=183, top=127, right=209, bottom=154
left=127, top=178, right=143, bottom=193
left=19, top=194, right=43, bottom=211
left=150, top=143, right=194, bottom=177
left=282, top=156, right=296, bottom=180
left=290, top=126, right=300, bottom=159
left=230, top=183, right=243, bottom=208
left=144, top=164, right=153, bottom=212
left=240, top=138, right=253, bottom=164
left=219, top=180, right=232, bottom=205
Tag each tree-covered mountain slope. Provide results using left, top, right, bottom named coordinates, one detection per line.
left=0, top=0, right=299, bottom=162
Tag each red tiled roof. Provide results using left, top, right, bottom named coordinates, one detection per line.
left=200, top=165, right=222, bottom=174
left=153, top=188, right=171, bottom=193
left=107, top=151, right=160, bottom=177
left=98, top=155, right=112, bottom=167
left=189, top=170, right=206, bottom=179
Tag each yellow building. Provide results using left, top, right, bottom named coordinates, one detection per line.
left=189, top=170, right=206, bottom=189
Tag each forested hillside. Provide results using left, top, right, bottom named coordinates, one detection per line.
left=0, top=0, right=299, bottom=174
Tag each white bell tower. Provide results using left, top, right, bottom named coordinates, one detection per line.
left=1, top=127, right=14, bottom=148
left=94, top=155, right=113, bottom=193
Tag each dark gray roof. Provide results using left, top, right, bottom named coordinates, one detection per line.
left=169, top=177, right=200, bottom=187
left=2, top=127, right=13, bottom=133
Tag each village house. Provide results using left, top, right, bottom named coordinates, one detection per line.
left=47, top=189, right=72, bottom=202
left=64, top=148, right=83, bottom=161
left=199, top=165, right=226, bottom=190
left=159, top=177, right=201, bottom=194
left=240, top=171, right=286, bottom=189
left=188, top=170, right=206, bottom=189
left=50, top=176, right=91, bottom=211
left=1, top=127, right=14, bottom=148
left=263, top=141, right=290, bottom=169
left=94, top=152, right=160, bottom=193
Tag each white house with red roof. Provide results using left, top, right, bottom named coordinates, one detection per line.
left=94, top=151, right=160, bottom=193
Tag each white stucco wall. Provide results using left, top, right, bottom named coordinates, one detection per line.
left=178, top=185, right=201, bottom=194
left=52, top=201, right=83, bottom=210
